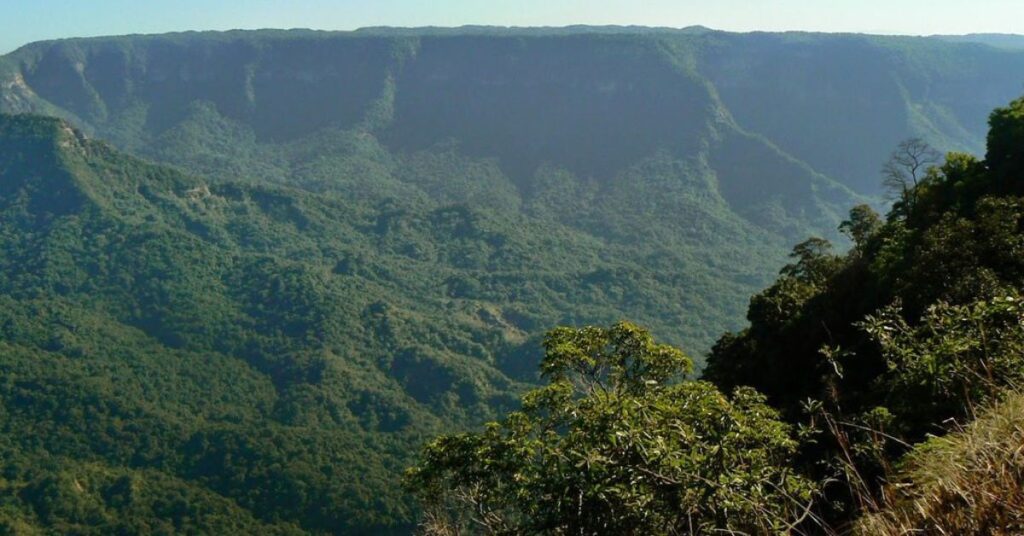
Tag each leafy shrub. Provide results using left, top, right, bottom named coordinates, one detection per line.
left=405, top=322, right=814, bottom=535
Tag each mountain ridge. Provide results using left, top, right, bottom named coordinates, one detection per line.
left=3, top=29, right=1024, bottom=533
left=0, top=113, right=791, bottom=531
left=4, top=28, right=1021, bottom=198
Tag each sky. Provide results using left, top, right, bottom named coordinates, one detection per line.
left=3, top=0, right=1023, bottom=54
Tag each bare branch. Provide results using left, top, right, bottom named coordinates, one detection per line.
left=881, top=138, right=941, bottom=211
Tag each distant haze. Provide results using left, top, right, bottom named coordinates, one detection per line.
left=3, top=0, right=1023, bottom=53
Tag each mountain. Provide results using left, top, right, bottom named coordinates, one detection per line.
left=3, top=28, right=1024, bottom=198
left=0, top=112, right=791, bottom=533
left=2, top=28, right=1024, bottom=533
left=2, top=28, right=1021, bottom=343
left=936, top=33, right=1024, bottom=50
left=0, top=29, right=885, bottom=355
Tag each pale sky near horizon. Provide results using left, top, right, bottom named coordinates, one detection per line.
left=2, top=0, right=1023, bottom=54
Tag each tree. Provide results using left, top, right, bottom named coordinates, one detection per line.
left=405, top=322, right=815, bottom=535
left=839, top=204, right=882, bottom=250
left=882, top=138, right=941, bottom=211
left=986, top=96, right=1024, bottom=187
left=781, top=237, right=840, bottom=283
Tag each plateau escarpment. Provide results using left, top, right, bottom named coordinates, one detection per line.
left=2, top=28, right=1024, bottom=533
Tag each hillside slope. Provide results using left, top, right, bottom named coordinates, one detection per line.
left=0, top=112, right=799, bottom=532
left=3, top=29, right=1024, bottom=533
left=1, top=30, right=1021, bottom=337
left=3, top=28, right=1023, bottom=199
left=0, top=30, right=880, bottom=357
left=703, top=95, right=1024, bottom=528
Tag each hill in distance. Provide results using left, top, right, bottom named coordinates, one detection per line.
left=0, top=111, right=792, bottom=533
left=1, top=27, right=1024, bottom=533
left=3, top=27, right=1024, bottom=196
left=935, top=33, right=1024, bottom=49
left=4, top=27, right=1023, bottom=351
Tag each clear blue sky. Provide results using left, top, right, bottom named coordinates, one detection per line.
left=3, top=0, right=1023, bottom=53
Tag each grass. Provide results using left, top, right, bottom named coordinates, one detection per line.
left=855, top=390, right=1024, bottom=535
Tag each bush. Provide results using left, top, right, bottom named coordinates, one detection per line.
left=405, top=322, right=815, bottom=535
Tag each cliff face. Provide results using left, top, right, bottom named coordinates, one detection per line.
left=3, top=28, right=1022, bottom=368
left=2, top=33, right=714, bottom=183
left=4, top=29, right=1023, bottom=197
left=700, top=33, right=1024, bottom=192
left=1, top=29, right=1023, bottom=533
left=3, top=28, right=1022, bottom=376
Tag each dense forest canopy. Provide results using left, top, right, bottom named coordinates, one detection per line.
left=408, top=95, right=1024, bottom=534
left=3, top=28, right=1023, bottom=359
left=702, top=95, right=1024, bottom=532
left=0, top=27, right=1023, bottom=534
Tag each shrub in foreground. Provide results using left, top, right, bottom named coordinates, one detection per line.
left=405, top=322, right=815, bottom=535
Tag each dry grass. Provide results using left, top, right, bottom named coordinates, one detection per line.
left=854, top=391, right=1024, bottom=535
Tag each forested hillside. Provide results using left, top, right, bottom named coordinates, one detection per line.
left=0, top=29, right=848, bottom=360
left=704, top=95, right=1024, bottom=531
left=0, top=112, right=786, bottom=532
left=406, top=96, right=1024, bottom=534
left=4, top=28, right=1023, bottom=196
left=3, top=28, right=1023, bottom=357
left=1, top=27, right=1024, bottom=534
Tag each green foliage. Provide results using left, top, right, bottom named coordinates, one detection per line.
left=1, top=29, right=1023, bottom=534
left=839, top=204, right=882, bottom=250
left=987, top=96, right=1024, bottom=186
left=862, top=294, right=1024, bottom=431
left=707, top=98, right=1024, bottom=421
left=406, top=323, right=813, bottom=535
left=0, top=457, right=305, bottom=535
left=705, top=95, right=1024, bottom=528
left=703, top=237, right=843, bottom=396
left=0, top=110, right=813, bottom=533
left=780, top=237, right=842, bottom=282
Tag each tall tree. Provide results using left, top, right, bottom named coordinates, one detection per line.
left=839, top=204, right=882, bottom=250
left=882, top=138, right=941, bottom=212
left=987, top=96, right=1024, bottom=188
